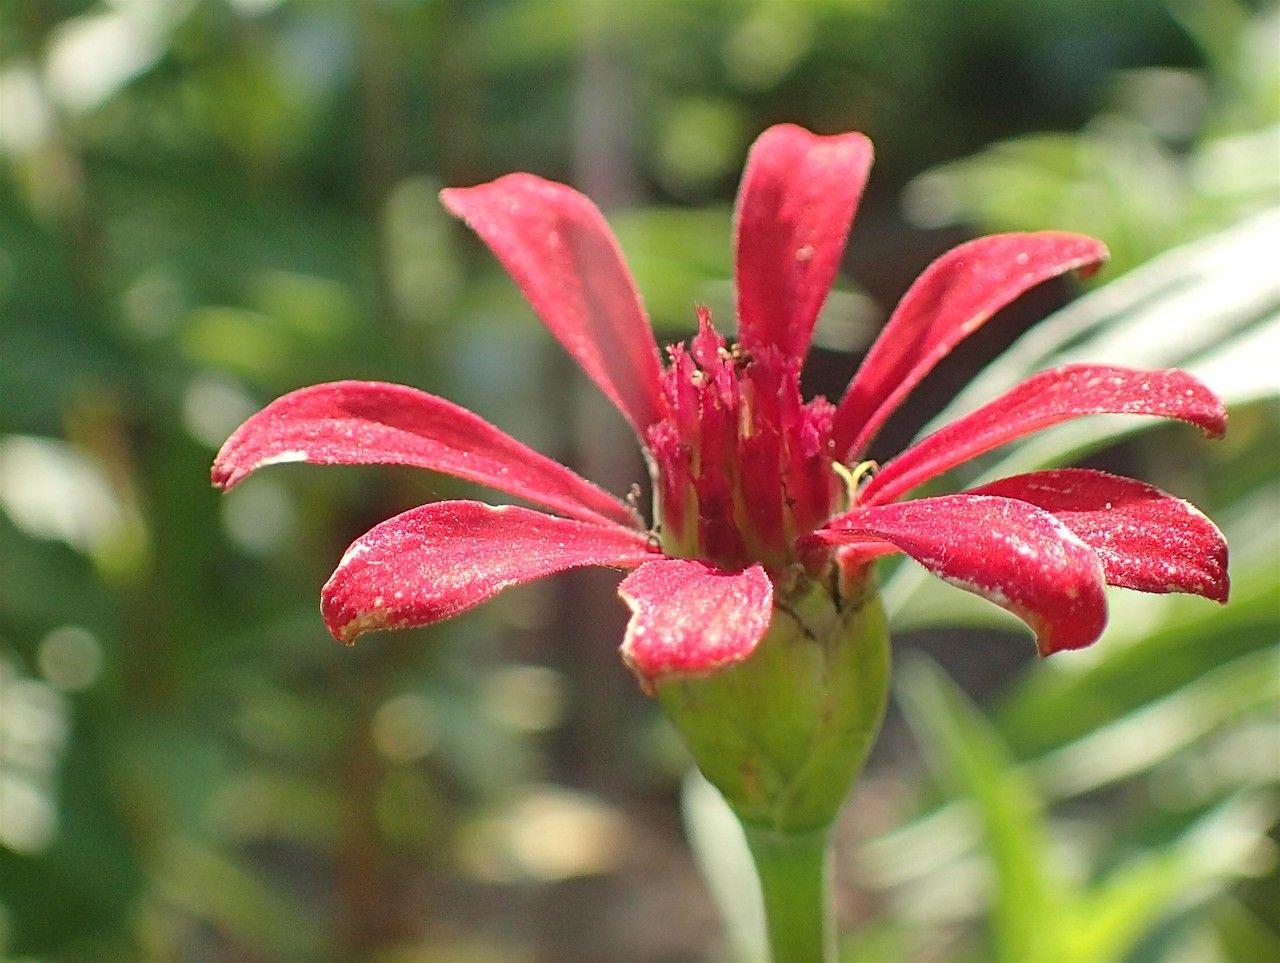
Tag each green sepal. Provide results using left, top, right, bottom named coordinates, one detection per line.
left=656, top=572, right=891, bottom=833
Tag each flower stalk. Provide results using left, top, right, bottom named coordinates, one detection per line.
left=655, top=575, right=889, bottom=962
left=744, top=823, right=834, bottom=963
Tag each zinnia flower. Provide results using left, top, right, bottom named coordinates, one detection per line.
left=213, top=124, right=1228, bottom=689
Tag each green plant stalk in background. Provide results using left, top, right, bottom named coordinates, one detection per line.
left=657, top=577, right=891, bottom=961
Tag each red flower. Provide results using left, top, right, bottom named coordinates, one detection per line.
left=213, top=124, right=1228, bottom=683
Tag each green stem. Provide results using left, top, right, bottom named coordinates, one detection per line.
left=743, top=823, right=834, bottom=963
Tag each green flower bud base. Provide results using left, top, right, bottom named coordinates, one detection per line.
left=655, top=574, right=891, bottom=961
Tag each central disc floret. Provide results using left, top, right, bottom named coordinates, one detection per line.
left=647, top=309, right=841, bottom=572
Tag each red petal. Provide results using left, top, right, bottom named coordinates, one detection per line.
left=834, top=233, right=1108, bottom=458
left=863, top=365, right=1226, bottom=505
left=735, top=124, right=873, bottom=363
left=441, top=175, right=665, bottom=435
left=969, top=469, right=1229, bottom=603
left=321, top=501, right=657, bottom=644
left=810, top=495, right=1108, bottom=655
left=618, top=559, right=773, bottom=681
left=212, top=381, right=637, bottom=529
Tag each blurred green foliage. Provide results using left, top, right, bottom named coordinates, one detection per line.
left=1, top=1, right=1276, bottom=961
left=903, top=0, right=1280, bottom=274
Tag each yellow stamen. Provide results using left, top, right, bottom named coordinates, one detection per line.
left=832, top=459, right=878, bottom=508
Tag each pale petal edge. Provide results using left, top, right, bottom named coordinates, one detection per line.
left=863, top=365, right=1227, bottom=505
left=322, top=501, right=657, bottom=644
left=810, top=494, right=1109, bottom=655
left=212, top=380, right=638, bottom=529
left=968, top=468, right=1229, bottom=603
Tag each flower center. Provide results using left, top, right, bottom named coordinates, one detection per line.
left=647, top=308, right=841, bottom=572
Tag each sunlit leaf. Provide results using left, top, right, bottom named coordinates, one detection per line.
left=897, top=657, right=1062, bottom=963
left=1059, top=792, right=1277, bottom=963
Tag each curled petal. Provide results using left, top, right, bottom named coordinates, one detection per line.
left=735, top=124, right=873, bottom=363
left=322, top=501, right=657, bottom=644
left=212, top=381, right=637, bottom=529
left=441, top=175, right=665, bottom=435
left=863, top=365, right=1226, bottom=504
left=618, top=559, right=773, bottom=682
left=834, top=233, right=1108, bottom=458
left=810, top=495, right=1108, bottom=655
left=969, top=469, right=1229, bottom=602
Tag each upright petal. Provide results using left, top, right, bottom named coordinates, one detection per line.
left=321, top=501, right=657, bottom=644
left=441, top=175, right=665, bottom=435
left=969, top=469, right=1229, bottom=602
left=618, top=559, right=773, bottom=682
left=735, top=124, right=873, bottom=363
left=833, top=233, right=1108, bottom=458
left=212, top=381, right=638, bottom=529
left=862, top=365, right=1226, bottom=504
left=809, top=495, right=1108, bottom=655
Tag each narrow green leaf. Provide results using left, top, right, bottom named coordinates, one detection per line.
left=156, top=837, right=326, bottom=958
left=1027, top=647, right=1280, bottom=800
left=897, top=657, right=1062, bottom=963
left=1060, top=792, right=1277, bottom=963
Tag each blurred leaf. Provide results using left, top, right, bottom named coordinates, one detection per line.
left=248, top=269, right=356, bottom=342
left=905, top=123, right=1194, bottom=275
left=1000, top=533, right=1279, bottom=758
left=1026, top=646, right=1280, bottom=800
left=1060, top=792, right=1277, bottom=963
left=897, top=657, right=1061, bottom=963
left=611, top=206, right=733, bottom=333
left=883, top=657, right=1278, bottom=963
left=210, top=771, right=343, bottom=848
left=156, top=837, right=326, bottom=959
left=1209, top=899, right=1280, bottom=962
left=680, top=769, right=765, bottom=963
left=905, top=7, right=1280, bottom=276
left=652, top=95, right=750, bottom=197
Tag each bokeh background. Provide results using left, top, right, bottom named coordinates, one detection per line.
left=2, top=1, right=1278, bottom=960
